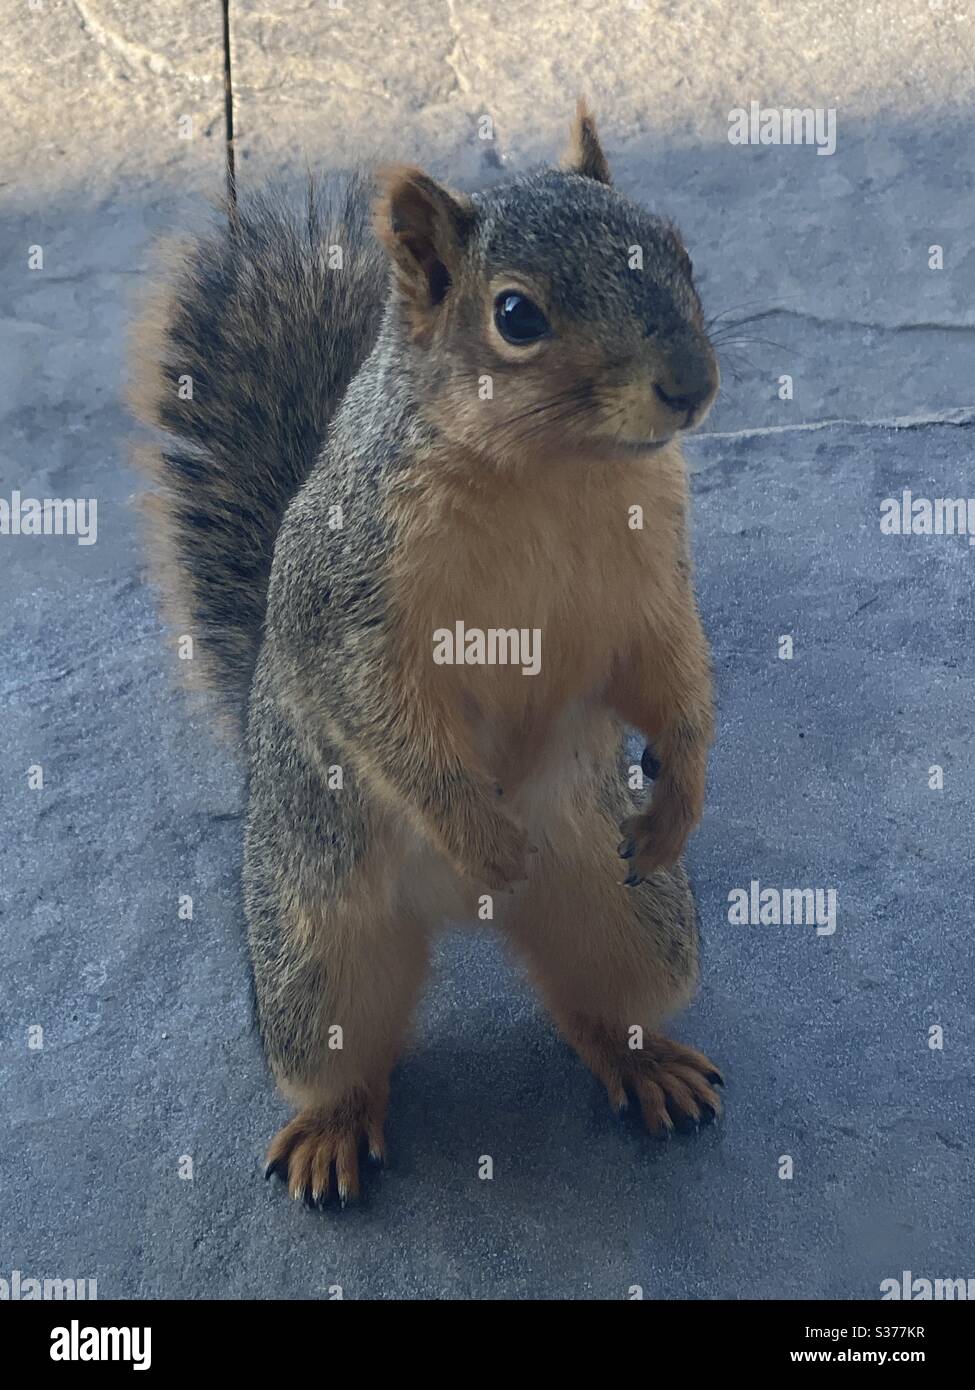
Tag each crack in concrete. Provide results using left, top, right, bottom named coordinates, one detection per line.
left=69, top=0, right=210, bottom=83
left=443, top=0, right=473, bottom=97
left=700, top=407, right=975, bottom=442
left=754, top=307, right=975, bottom=336
left=234, top=80, right=391, bottom=102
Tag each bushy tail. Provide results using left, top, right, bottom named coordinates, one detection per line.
left=129, top=172, right=386, bottom=729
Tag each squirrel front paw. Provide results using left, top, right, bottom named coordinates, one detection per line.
left=455, top=808, right=536, bottom=891
left=617, top=800, right=694, bottom=883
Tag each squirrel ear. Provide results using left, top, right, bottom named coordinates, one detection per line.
left=374, top=166, right=474, bottom=327
left=561, top=99, right=611, bottom=184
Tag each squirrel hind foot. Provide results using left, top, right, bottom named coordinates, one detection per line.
left=573, top=1025, right=724, bottom=1140
left=264, top=1092, right=386, bottom=1209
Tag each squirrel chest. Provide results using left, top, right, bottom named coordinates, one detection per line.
left=388, top=449, right=689, bottom=787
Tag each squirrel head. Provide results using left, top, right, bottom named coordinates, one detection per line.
left=374, top=102, right=719, bottom=468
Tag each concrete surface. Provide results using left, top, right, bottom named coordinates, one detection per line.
left=1, top=2, right=973, bottom=1299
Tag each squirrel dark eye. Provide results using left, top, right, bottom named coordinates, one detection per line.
left=494, top=291, right=550, bottom=345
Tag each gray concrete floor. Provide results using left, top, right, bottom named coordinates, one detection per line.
left=1, top=3, right=973, bottom=1299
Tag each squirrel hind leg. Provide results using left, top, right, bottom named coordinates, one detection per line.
left=247, top=831, right=432, bottom=1208
left=245, top=686, right=436, bottom=1208
left=502, top=775, right=724, bottom=1137
left=252, top=882, right=431, bottom=1207
left=256, top=889, right=428, bottom=1210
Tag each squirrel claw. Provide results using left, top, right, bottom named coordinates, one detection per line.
left=671, top=1112, right=699, bottom=1136
left=264, top=1158, right=287, bottom=1183
left=641, top=744, right=662, bottom=781
left=618, top=806, right=691, bottom=876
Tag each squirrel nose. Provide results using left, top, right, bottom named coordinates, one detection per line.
left=653, top=378, right=712, bottom=416
left=653, top=341, right=717, bottom=423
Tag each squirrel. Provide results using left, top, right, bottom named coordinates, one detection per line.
left=130, top=102, right=723, bottom=1208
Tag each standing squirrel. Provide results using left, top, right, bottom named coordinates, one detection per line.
left=131, top=103, right=723, bottom=1207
